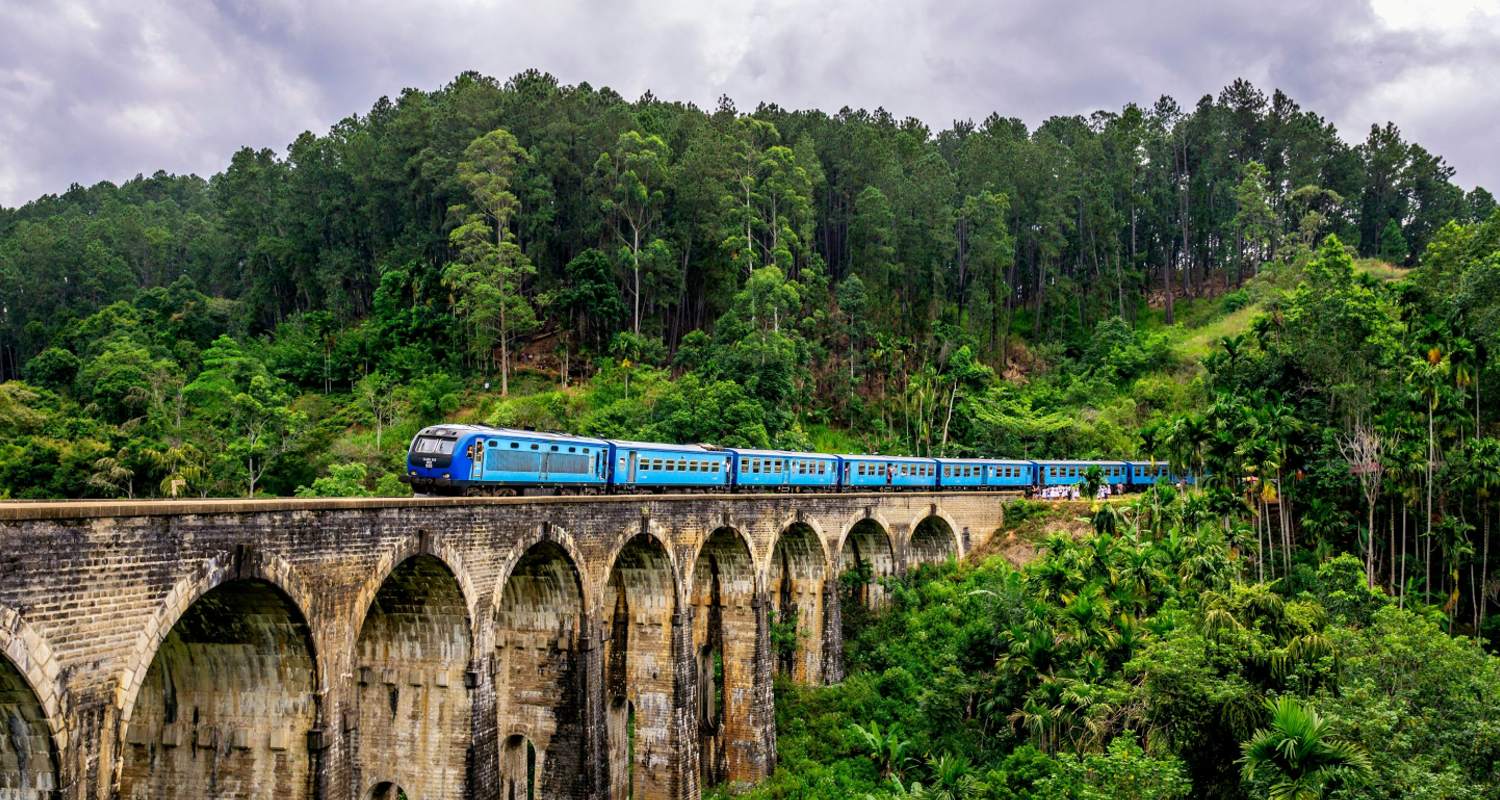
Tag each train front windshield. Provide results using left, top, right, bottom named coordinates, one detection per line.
left=413, top=436, right=457, bottom=455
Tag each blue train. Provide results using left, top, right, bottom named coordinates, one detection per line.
left=401, top=424, right=1193, bottom=497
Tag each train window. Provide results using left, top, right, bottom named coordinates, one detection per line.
left=510, top=442, right=519, bottom=448
left=551, top=445, right=559, bottom=452
left=568, top=446, right=576, bottom=453
left=530, top=443, right=539, bottom=450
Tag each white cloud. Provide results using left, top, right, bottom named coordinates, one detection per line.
left=0, top=0, right=1497, bottom=206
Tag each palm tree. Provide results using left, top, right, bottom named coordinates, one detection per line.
left=1473, top=438, right=1500, bottom=634
left=1408, top=351, right=1450, bottom=603
left=1257, top=400, right=1302, bottom=578
left=1239, top=696, right=1372, bottom=800
left=850, top=721, right=911, bottom=780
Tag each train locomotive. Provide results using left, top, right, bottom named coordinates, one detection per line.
left=402, top=424, right=1192, bottom=497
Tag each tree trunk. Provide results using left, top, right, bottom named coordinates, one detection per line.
left=1427, top=406, right=1435, bottom=599
left=1483, top=503, right=1491, bottom=635
left=1400, top=502, right=1408, bottom=608
left=632, top=226, right=642, bottom=336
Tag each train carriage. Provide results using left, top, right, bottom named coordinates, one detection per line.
left=730, top=449, right=839, bottom=491
left=935, top=458, right=1035, bottom=490
left=1127, top=461, right=1174, bottom=489
left=609, top=440, right=731, bottom=491
left=405, top=425, right=611, bottom=495
left=986, top=460, right=1036, bottom=489
left=839, top=455, right=939, bottom=490
left=1033, top=460, right=1129, bottom=489
left=935, top=458, right=990, bottom=489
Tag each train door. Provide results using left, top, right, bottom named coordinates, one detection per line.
left=628, top=451, right=639, bottom=484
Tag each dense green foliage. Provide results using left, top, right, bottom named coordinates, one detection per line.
left=1, top=70, right=1493, bottom=495
left=720, top=498, right=1499, bottom=799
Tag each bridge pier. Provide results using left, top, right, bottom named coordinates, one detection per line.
left=0, top=492, right=1004, bottom=800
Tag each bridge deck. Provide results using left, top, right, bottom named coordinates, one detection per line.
left=0, top=490, right=1019, bottom=521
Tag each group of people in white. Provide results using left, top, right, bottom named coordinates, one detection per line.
left=1037, top=484, right=1115, bottom=501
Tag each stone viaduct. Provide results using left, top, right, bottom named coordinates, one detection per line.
left=0, top=491, right=1008, bottom=800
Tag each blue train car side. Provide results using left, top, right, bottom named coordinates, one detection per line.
left=607, top=440, right=730, bottom=491
left=1033, top=460, right=1128, bottom=487
left=405, top=425, right=610, bottom=494
left=730, top=449, right=839, bottom=491
left=935, top=458, right=988, bottom=489
left=987, top=460, right=1036, bottom=489
left=1127, top=461, right=1174, bottom=489
left=936, top=458, right=1035, bottom=489
left=839, top=455, right=938, bottom=490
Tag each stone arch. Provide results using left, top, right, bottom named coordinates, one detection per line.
left=352, top=554, right=473, bottom=800
left=766, top=519, right=828, bottom=684
left=690, top=526, right=759, bottom=788
left=907, top=509, right=962, bottom=568
left=836, top=515, right=897, bottom=611
left=0, top=606, right=62, bottom=799
left=491, top=523, right=595, bottom=632
left=493, top=540, right=587, bottom=799
left=603, top=531, right=680, bottom=800
left=115, top=547, right=323, bottom=735
left=348, top=532, right=480, bottom=649
left=117, top=576, right=319, bottom=799
left=366, top=780, right=409, bottom=800
left=499, top=733, right=538, bottom=800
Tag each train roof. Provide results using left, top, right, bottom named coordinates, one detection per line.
left=1033, top=459, right=1129, bottom=466
left=419, top=425, right=611, bottom=446
left=730, top=448, right=838, bottom=459
left=838, top=453, right=937, bottom=463
left=934, top=457, right=1033, bottom=465
left=606, top=439, right=724, bottom=454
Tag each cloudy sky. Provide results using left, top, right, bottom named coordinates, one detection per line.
left=2, top=0, right=1498, bottom=208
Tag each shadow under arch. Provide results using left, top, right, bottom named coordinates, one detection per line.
left=766, top=519, right=828, bottom=684
left=366, top=780, right=409, bottom=800
left=493, top=540, right=587, bottom=799
left=836, top=516, right=896, bottom=611
left=117, top=576, right=318, bottom=799
left=0, top=606, right=62, bottom=799
left=603, top=531, right=680, bottom=800
left=690, top=525, right=760, bottom=788
left=114, top=547, right=323, bottom=737
left=908, top=511, right=962, bottom=568
left=348, top=532, right=480, bottom=649
left=499, top=732, right=538, bottom=800
left=353, top=553, right=473, bottom=800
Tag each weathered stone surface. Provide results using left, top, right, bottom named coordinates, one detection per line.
left=0, top=491, right=1004, bottom=799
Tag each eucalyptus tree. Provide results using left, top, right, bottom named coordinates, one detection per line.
left=444, top=127, right=536, bottom=395
left=595, top=129, right=671, bottom=335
